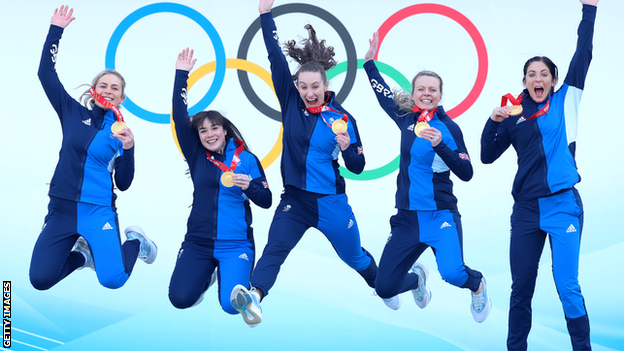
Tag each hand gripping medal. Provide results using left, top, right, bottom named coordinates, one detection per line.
left=501, top=93, right=523, bottom=116
left=501, top=92, right=551, bottom=119
left=89, top=87, right=126, bottom=134
left=205, top=140, right=245, bottom=187
left=412, top=106, right=437, bottom=138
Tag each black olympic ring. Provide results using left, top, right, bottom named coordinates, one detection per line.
left=237, top=3, right=357, bottom=122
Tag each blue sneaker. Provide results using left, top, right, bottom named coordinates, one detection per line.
left=72, top=236, right=95, bottom=271
left=410, top=262, right=431, bottom=309
left=124, top=225, right=157, bottom=264
left=231, top=285, right=262, bottom=327
left=470, top=276, right=492, bottom=323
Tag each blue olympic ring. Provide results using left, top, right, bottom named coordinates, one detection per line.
left=105, top=2, right=226, bottom=124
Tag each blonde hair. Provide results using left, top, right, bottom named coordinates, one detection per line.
left=394, top=70, right=443, bottom=113
left=79, top=70, right=126, bottom=108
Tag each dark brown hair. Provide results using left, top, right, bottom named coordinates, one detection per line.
left=284, top=24, right=337, bottom=83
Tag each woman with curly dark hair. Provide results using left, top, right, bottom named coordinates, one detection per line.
left=230, top=0, right=377, bottom=327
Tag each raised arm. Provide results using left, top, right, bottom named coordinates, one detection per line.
left=259, top=0, right=297, bottom=110
left=38, top=6, right=77, bottom=117
left=172, top=48, right=200, bottom=159
left=563, top=0, right=598, bottom=90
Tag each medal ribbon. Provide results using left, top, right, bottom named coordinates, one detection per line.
left=501, top=93, right=522, bottom=108
left=205, top=139, right=245, bottom=173
left=502, top=92, right=551, bottom=120
left=306, top=105, right=348, bottom=129
left=89, top=87, right=124, bottom=122
left=412, top=105, right=438, bottom=123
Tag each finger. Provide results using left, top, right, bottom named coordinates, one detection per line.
left=67, top=7, right=74, bottom=18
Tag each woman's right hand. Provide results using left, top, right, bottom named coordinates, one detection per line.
left=490, top=106, right=511, bottom=122
left=176, top=48, right=196, bottom=72
left=364, top=31, right=379, bottom=62
left=51, top=5, right=75, bottom=28
left=259, top=0, right=274, bottom=14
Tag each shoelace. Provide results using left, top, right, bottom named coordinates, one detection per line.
left=472, top=292, right=485, bottom=312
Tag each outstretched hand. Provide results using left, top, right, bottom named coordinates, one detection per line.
left=579, top=0, right=599, bottom=6
left=364, top=31, right=379, bottom=62
left=51, top=5, right=75, bottom=28
left=176, top=48, right=196, bottom=72
left=259, top=0, right=274, bottom=14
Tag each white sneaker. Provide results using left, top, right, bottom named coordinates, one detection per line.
left=470, top=276, right=492, bottom=323
left=231, top=285, right=262, bottom=327
left=410, top=262, right=431, bottom=309
left=124, top=225, right=157, bottom=264
left=382, top=295, right=402, bottom=311
left=72, top=236, right=95, bottom=271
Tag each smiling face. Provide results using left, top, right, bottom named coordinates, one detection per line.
left=297, top=71, right=329, bottom=108
left=523, top=61, right=557, bottom=103
left=412, top=75, right=442, bottom=111
left=198, top=119, right=227, bottom=154
left=94, top=73, right=125, bottom=108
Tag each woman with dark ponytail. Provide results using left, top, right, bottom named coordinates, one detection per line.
left=230, top=0, right=377, bottom=327
left=168, top=48, right=272, bottom=316
left=481, top=1, right=599, bottom=350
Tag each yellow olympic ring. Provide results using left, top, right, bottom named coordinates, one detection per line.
left=170, top=58, right=283, bottom=169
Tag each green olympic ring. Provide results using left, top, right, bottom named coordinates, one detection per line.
left=326, top=59, right=409, bottom=181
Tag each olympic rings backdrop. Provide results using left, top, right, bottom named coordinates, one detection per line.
left=2, top=1, right=623, bottom=350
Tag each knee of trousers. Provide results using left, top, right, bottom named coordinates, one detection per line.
left=97, top=273, right=129, bottom=290
left=439, top=268, right=467, bottom=288
left=220, top=296, right=239, bottom=315
left=374, top=281, right=400, bottom=299
left=29, top=272, right=56, bottom=291
left=556, top=283, right=586, bottom=318
left=169, top=289, right=198, bottom=310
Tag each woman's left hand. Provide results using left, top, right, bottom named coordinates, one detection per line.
left=419, top=127, right=442, bottom=147
left=580, top=0, right=599, bottom=6
left=232, top=173, right=251, bottom=190
left=335, top=131, right=351, bottom=151
left=114, top=127, right=135, bottom=149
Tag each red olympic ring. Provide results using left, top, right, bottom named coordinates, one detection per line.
left=374, top=3, right=488, bottom=119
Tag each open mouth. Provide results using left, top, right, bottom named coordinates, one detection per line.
left=306, top=97, right=319, bottom=106
left=534, top=87, right=545, bottom=99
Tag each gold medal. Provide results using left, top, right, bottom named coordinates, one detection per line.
left=509, top=105, right=523, bottom=116
left=111, top=121, right=127, bottom=135
left=221, top=171, right=234, bottom=187
left=331, top=119, right=348, bottom=134
left=414, top=121, right=430, bottom=138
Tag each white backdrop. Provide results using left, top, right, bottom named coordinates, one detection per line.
left=1, top=1, right=623, bottom=350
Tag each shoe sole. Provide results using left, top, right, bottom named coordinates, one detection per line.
left=230, top=285, right=261, bottom=326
